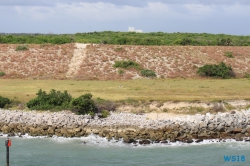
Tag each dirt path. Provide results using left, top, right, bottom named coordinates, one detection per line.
left=66, top=43, right=88, bottom=77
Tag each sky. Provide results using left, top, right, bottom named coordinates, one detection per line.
left=1, top=0, right=250, bottom=35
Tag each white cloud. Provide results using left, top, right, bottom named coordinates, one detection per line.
left=0, top=1, right=250, bottom=34
left=13, top=6, right=55, bottom=20
left=2, top=0, right=250, bottom=7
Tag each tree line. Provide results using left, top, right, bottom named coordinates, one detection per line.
left=0, top=31, right=250, bottom=46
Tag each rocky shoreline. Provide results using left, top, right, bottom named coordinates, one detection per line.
left=1, top=109, right=250, bottom=144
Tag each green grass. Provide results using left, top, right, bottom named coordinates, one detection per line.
left=15, top=45, right=29, bottom=51
left=224, top=52, right=234, bottom=58
left=0, top=78, right=250, bottom=102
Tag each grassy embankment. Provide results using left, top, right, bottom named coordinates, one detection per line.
left=0, top=78, right=250, bottom=103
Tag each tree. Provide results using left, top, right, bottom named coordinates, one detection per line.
left=26, top=89, right=72, bottom=110
left=70, top=93, right=97, bottom=115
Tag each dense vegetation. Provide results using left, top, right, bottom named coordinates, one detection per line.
left=140, top=69, right=157, bottom=77
left=26, top=89, right=72, bottom=110
left=0, top=34, right=73, bottom=44
left=113, top=60, right=156, bottom=77
left=113, top=60, right=141, bottom=70
left=1, top=31, right=250, bottom=46
left=0, top=95, right=11, bottom=108
left=197, top=62, right=235, bottom=79
left=70, top=93, right=97, bottom=115
left=26, top=89, right=115, bottom=116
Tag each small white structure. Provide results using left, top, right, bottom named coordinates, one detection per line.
left=128, top=27, right=143, bottom=33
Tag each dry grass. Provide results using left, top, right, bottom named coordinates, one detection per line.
left=0, top=78, right=249, bottom=102
left=69, top=45, right=250, bottom=79
left=1, top=43, right=250, bottom=104
left=1, top=44, right=250, bottom=80
left=0, top=44, right=74, bottom=79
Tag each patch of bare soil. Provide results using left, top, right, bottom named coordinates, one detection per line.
left=66, top=43, right=88, bottom=78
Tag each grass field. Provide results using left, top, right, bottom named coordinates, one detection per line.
left=0, top=78, right=250, bottom=103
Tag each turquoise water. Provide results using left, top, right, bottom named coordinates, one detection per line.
left=0, top=135, right=250, bottom=166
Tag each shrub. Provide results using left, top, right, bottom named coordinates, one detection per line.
left=244, top=73, right=250, bottom=78
left=140, top=69, right=156, bottom=77
left=15, top=45, right=29, bottom=51
left=0, top=71, right=5, bottom=77
left=26, top=89, right=72, bottom=110
left=0, top=96, right=11, bottom=108
left=197, top=62, right=234, bottom=79
left=163, top=108, right=168, bottom=113
left=118, top=69, right=124, bottom=75
left=113, top=60, right=141, bottom=70
left=175, top=38, right=192, bottom=46
left=224, top=52, right=234, bottom=58
left=70, top=93, right=97, bottom=115
left=101, top=110, right=110, bottom=118
left=94, top=97, right=117, bottom=112
left=113, top=60, right=157, bottom=78
left=217, top=38, right=232, bottom=46
left=4, top=97, right=22, bottom=109
left=212, top=103, right=226, bottom=112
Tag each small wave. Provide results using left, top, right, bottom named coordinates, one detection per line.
left=34, top=135, right=250, bottom=149
left=1, top=133, right=250, bottom=149
left=0, top=133, right=9, bottom=137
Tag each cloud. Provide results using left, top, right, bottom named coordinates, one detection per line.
left=1, top=0, right=250, bottom=7
left=0, top=0, right=55, bottom=6
left=8, top=2, right=210, bottom=21
left=0, top=1, right=250, bottom=34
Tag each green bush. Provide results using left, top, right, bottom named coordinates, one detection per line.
left=0, top=96, right=11, bottom=108
left=101, top=110, right=110, bottom=118
left=224, top=52, right=234, bottom=58
left=244, top=73, right=250, bottom=78
left=118, top=69, right=124, bottom=75
left=140, top=69, right=156, bottom=77
left=0, top=71, right=5, bottom=77
left=174, top=38, right=192, bottom=45
left=197, top=62, right=234, bottom=79
left=15, top=45, right=29, bottom=51
left=217, top=38, right=232, bottom=46
left=113, top=60, right=157, bottom=78
left=70, top=93, right=97, bottom=115
left=113, top=60, right=141, bottom=70
left=26, top=89, right=72, bottom=110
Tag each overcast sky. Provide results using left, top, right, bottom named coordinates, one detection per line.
left=1, top=0, right=250, bottom=35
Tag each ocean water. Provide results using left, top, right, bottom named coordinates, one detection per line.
left=0, top=135, right=250, bottom=166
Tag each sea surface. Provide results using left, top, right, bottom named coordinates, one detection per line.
left=0, top=134, right=250, bottom=166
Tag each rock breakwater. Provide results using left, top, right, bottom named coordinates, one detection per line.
left=1, top=109, right=250, bottom=144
